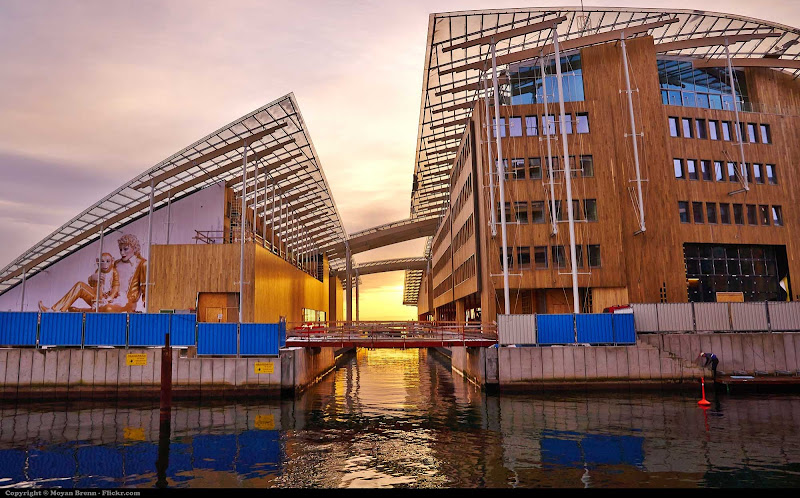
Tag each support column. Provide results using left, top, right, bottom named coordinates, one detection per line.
left=345, top=243, right=352, bottom=323
left=145, top=178, right=155, bottom=313
left=621, top=32, right=646, bottom=233
left=490, top=40, right=511, bottom=315
left=239, top=143, right=248, bottom=323
left=355, top=269, right=360, bottom=322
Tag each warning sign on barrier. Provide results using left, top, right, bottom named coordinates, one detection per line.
left=255, top=414, right=275, bottom=430
left=254, top=362, right=274, bottom=374
left=126, top=354, right=147, bottom=366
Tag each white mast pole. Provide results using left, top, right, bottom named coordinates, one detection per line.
left=491, top=40, right=511, bottom=315
left=553, top=27, right=580, bottom=314
left=725, top=37, right=749, bottom=192
left=95, top=223, right=105, bottom=312
left=540, top=50, right=558, bottom=236
left=20, top=267, right=26, bottom=312
left=482, top=73, right=497, bottom=237
left=621, top=32, right=646, bottom=233
left=239, top=144, right=247, bottom=323
left=270, top=180, right=276, bottom=252
left=166, top=190, right=172, bottom=244
left=145, top=178, right=155, bottom=313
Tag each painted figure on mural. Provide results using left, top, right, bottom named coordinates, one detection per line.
left=38, top=252, right=120, bottom=312
left=101, top=234, right=147, bottom=312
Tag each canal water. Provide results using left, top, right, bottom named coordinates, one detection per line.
left=1, top=348, right=800, bottom=488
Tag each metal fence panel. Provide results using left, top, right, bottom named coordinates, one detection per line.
left=240, top=323, right=281, bottom=356
left=730, top=302, right=769, bottom=331
left=498, top=314, right=537, bottom=345
left=197, top=323, right=237, bottom=355
left=536, top=314, right=575, bottom=345
left=612, top=314, right=636, bottom=344
left=693, top=303, right=731, bottom=332
left=279, top=320, right=286, bottom=348
left=576, top=314, right=614, bottom=344
left=655, top=303, right=694, bottom=332
left=84, top=313, right=127, bottom=346
left=767, top=302, right=800, bottom=331
left=0, top=312, right=39, bottom=346
left=630, top=304, right=658, bottom=332
left=128, top=313, right=171, bottom=346
left=39, top=313, right=83, bottom=346
left=170, top=314, right=197, bottom=346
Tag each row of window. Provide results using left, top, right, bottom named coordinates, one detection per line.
left=452, top=214, right=474, bottom=253
left=505, top=155, right=594, bottom=180
left=500, top=199, right=598, bottom=224
left=678, top=201, right=784, bottom=226
left=453, top=255, right=476, bottom=286
left=451, top=172, right=473, bottom=220
left=493, top=112, right=590, bottom=138
left=668, top=116, right=772, bottom=144
left=500, top=244, right=602, bottom=270
left=672, top=158, right=777, bottom=184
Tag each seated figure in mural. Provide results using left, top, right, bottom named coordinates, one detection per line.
left=99, top=234, right=148, bottom=313
left=38, top=252, right=120, bottom=312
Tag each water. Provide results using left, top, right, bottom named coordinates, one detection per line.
left=2, top=348, right=800, bottom=488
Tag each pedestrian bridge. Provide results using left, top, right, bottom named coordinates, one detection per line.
left=285, top=321, right=497, bottom=348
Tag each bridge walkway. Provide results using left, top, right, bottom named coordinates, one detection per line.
left=285, top=321, right=497, bottom=348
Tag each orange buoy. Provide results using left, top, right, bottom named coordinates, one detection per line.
left=698, top=376, right=711, bottom=406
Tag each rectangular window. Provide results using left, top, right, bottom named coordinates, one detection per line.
left=706, top=203, right=717, bottom=224
left=574, top=245, right=584, bottom=269
left=772, top=206, right=783, bottom=227
left=553, top=200, right=564, bottom=222
left=562, top=114, right=573, bottom=134
left=722, top=121, right=731, bottom=141
left=696, top=119, right=707, bottom=139
left=526, top=116, right=538, bottom=136
left=733, top=204, right=744, bottom=225
left=576, top=113, right=589, bottom=133
left=588, top=245, right=601, bottom=268
left=714, top=161, right=724, bottom=182
left=668, top=117, right=680, bottom=137
left=529, top=157, right=542, bottom=179
left=727, top=162, right=737, bottom=182
left=572, top=200, right=582, bottom=221
left=759, top=205, right=771, bottom=226
left=499, top=202, right=511, bottom=221
left=693, top=201, right=704, bottom=224
left=534, top=246, right=548, bottom=269
left=509, top=158, right=525, bottom=180
left=766, top=164, right=777, bottom=184
left=579, top=155, right=594, bottom=177
left=740, top=163, right=751, bottom=183
left=500, top=249, right=513, bottom=269
left=700, top=160, right=712, bottom=181
left=678, top=201, right=689, bottom=223
left=682, top=118, right=693, bottom=138
left=516, top=246, right=531, bottom=269
left=531, top=201, right=545, bottom=223
left=514, top=201, right=528, bottom=224
left=709, top=120, right=719, bottom=140
left=509, top=116, right=523, bottom=137
left=674, top=158, right=685, bottom=179
left=543, top=115, right=556, bottom=135
left=552, top=245, right=567, bottom=268
left=760, top=124, right=771, bottom=144
left=584, top=199, right=598, bottom=222
left=747, top=123, right=756, bottom=143
left=545, top=156, right=559, bottom=179
left=719, top=203, right=731, bottom=224
left=687, top=159, right=698, bottom=180
left=753, top=163, right=764, bottom=184
left=746, top=204, right=757, bottom=225
left=493, top=117, right=506, bottom=138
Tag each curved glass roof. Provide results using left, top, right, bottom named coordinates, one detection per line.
left=0, top=93, right=348, bottom=294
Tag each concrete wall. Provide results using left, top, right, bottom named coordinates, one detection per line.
left=450, top=346, right=498, bottom=388
left=280, top=347, right=338, bottom=394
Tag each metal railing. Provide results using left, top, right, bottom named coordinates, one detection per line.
left=285, top=320, right=497, bottom=347
left=631, top=302, right=800, bottom=333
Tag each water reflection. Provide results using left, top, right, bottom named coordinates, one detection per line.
left=1, top=348, right=800, bottom=488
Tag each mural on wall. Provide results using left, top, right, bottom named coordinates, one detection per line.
left=0, top=182, right=227, bottom=313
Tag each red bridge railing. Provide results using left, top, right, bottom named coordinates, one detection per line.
left=285, top=321, right=497, bottom=348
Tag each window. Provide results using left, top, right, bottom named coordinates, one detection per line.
left=500, top=249, right=513, bottom=268
left=693, top=202, right=704, bottom=223
left=529, top=157, right=542, bottom=179
left=687, top=159, right=698, bottom=180
left=719, top=203, right=731, bottom=224
left=510, top=158, right=526, bottom=180
left=746, top=204, right=757, bottom=225
left=543, top=114, right=556, bottom=135
left=574, top=245, right=584, bottom=269
left=696, top=119, right=707, bottom=139
left=534, top=246, right=548, bottom=269
left=552, top=246, right=567, bottom=268
left=562, top=114, right=573, bottom=134
left=678, top=201, right=689, bottom=223
left=706, top=203, right=717, bottom=224
left=531, top=201, right=546, bottom=223
left=722, top=121, right=731, bottom=141
left=740, top=163, right=751, bottom=184
left=759, top=205, right=771, bottom=226
left=517, top=247, right=531, bottom=269
left=753, top=163, right=764, bottom=184
left=584, top=199, right=598, bottom=222
left=673, top=158, right=685, bottom=179
left=588, top=245, right=601, bottom=268
left=766, top=164, right=777, bottom=184
left=544, top=156, right=559, bottom=179
left=579, top=155, right=594, bottom=177
left=499, top=202, right=511, bottom=221
left=514, top=201, right=528, bottom=224
left=493, top=117, right=506, bottom=138
left=733, top=204, right=744, bottom=225
left=714, top=161, right=724, bottom=182
left=709, top=120, right=719, bottom=140
left=508, top=116, right=523, bottom=137
left=526, top=116, right=538, bottom=136
left=682, top=118, right=693, bottom=138
left=747, top=123, right=756, bottom=143
left=772, top=206, right=783, bottom=227
left=668, top=117, right=680, bottom=137
left=760, top=124, right=771, bottom=144
left=701, top=160, right=712, bottom=181
left=576, top=113, right=589, bottom=133
left=727, top=162, right=737, bottom=182
left=571, top=200, right=582, bottom=221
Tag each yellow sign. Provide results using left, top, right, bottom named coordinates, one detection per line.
left=126, top=353, right=147, bottom=366
left=254, top=361, right=274, bottom=374
left=716, top=292, right=745, bottom=303
left=123, top=427, right=145, bottom=441
left=255, top=414, right=275, bottom=430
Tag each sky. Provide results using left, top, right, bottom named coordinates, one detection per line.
left=1, top=0, right=798, bottom=320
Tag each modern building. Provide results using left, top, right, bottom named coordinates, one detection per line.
left=0, top=94, right=347, bottom=323
left=405, top=7, right=800, bottom=323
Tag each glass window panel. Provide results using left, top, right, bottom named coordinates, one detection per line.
left=722, top=121, right=731, bottom=141
left=531, top=201, right=545, bottom=223
left=760, top=124, right=771, bottom=144
left=687, top=159, right=698, bottom=180
left=772, top=206, right=783, bottom=226
left=552, top=245, right=567, bottom=268
left=509, top=117, right=523, bottom=137
left=719, top=204, right=731, bottom=224
left=727, top=162, right=737, bottom=182
left=668, top=117, right=679, bottom=137
left=517, top=246, right=531, bottom=269
left=514, top=201, right=528, bottom=224
left=584, top=199, right=597, bottom=222
left=747, top=123, right=756, bottom=143
left=526, top=116, right=538, bottom=136
left=576, top=113, right=589, bottom=133
left=678, top=201, right=689, bottom=223
left=674, top=158, right=685, bottom=179
left=682, top=118, right=693, bottom=138
left=714, top=161, right=724, bottom=182
left=543, top=115, right=556, bottom=135
left=580, top=155, right=593, bottom=177
left=746, top=204, right=757, bottom=225
left=753, top=163, right=763, bottom=183
left=696, top=119, right=707, bottom=139
left=588, top=245, right=601, bottom=267
left=529, top=157, right=542, bottom=179
left=709, top=94, right=723, bottom=110
left=693, top=202, right=704, bottom=223
left=766, top=164, right=777, bottom=184
left=701, top=160, right=712, bottom=181
left=493, top=117, right=506, bottom=138
left=733, top=204, right=744, bottom=225
left=709, top=120, right=719, bottom=140
left=759, top=205, right=770, bottom=226
left=534, top=246, right=548, bottom=269
left=706, top=203, right=717, bottom=224
left=562, top=114, right=573, bottom=134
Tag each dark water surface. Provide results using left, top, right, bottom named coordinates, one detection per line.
left=2, top=348, right=800, bottom=488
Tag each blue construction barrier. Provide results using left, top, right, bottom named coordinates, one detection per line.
left=84, top=313, right=127, bottom=346
left=0, top=312, right=38, bottom=346
left=240, top=323, right=281, bottom=356
left=170, top=313, right=197, bottom=346
left=39, top=313, right=83, bottom=346
left=128, top=313, right=170, bottom=346
left=536, top=314, right=575, bottom=345
left=576, top=313, right=614, bottom=344
left=612, top=313, right=636, bottom=344
left=197, top=323, right=238, bottom=355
